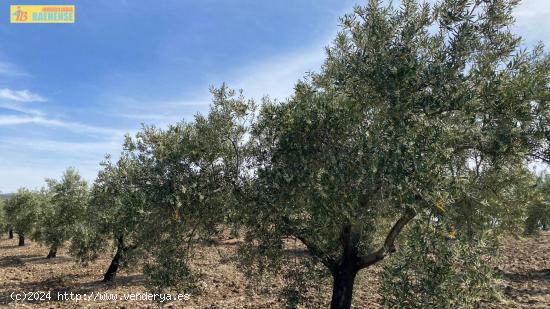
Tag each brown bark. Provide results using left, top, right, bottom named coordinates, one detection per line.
left=47, top=246, right=57, bottom=259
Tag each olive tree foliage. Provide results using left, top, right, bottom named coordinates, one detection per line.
left=446, top=164, right=538, bottom=239
left=380, top=221, right=499, bottom=308
left=70, top=154, right=148, bottom=282
left=379, top=163, right=538, bottom=308
left=4, top=188, right=43, bottom=246
left=238, top=0, right=550, bottom=308
left=33, top=168, right=89, bottom=258
left=525, top=174, right=550, bottom=235
left=119, top=85, right=255, bottom=292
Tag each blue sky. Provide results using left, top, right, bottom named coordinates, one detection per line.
left=0, top=0, right=549, bottom=192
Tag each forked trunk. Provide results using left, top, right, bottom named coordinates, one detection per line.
left=8, top=228, right=13, bottom=239
left=330, top=257, right=359, bottom=309
left=18, top=234, right=25, bottom=246
left=47, top=246, right=57, bottom=258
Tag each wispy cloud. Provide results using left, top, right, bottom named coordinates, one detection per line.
left=0, top=114, right=125, bottom=137
left=0, top=88, right=45, bottom=102
left=513, top=0, right=550, bottom=47
left=0, top=137, right=121, bottom=158
left=0, top=61, right=29, bottom=77
left=0, top=101, right=45, bottom=116
left=109, top=36, right=332, bottom=125
left=227, top=45, right=327, bottom=102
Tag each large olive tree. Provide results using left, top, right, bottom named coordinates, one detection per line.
left=241, top=0, right=550, bottom=308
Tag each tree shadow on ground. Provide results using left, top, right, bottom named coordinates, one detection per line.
left=501, top=269, right=550, bottom=283
left=0, top=254, right=73, bottom=267
left=0, top=254, right=43, bottom=267
left=500, top=268, right=550, bottom=305
left=0, top=244, right=21, bottom=250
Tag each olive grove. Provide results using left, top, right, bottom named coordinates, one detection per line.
left=1, top=1, right=549, bottom=308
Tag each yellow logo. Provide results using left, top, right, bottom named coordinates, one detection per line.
left=10, top=5, right=75, bottom=23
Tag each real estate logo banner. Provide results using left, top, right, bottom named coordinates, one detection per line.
left=10, top=5, right=75, bottom=23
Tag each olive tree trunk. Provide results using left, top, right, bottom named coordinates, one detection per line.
left=326, top=210, right=416, bottom=309
left=8, top=228, right=13, bottom=239
left=102, top=236, right=127, bottom=282
left=18, top=234, right=25, bottom=246
left=47, top=246, right=57, bottom=258
left=330, top=257, right=359, bottom=309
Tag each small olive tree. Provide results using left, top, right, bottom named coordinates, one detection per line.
left=33, top=168, right=89, bottom=258
left=239, top=0, right=550, bottom=308
left=4, top=188, right=42, bottom=246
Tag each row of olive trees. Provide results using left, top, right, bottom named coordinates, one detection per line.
left=1, top=1, right=550, bottom=308
left=0, top=168, right=88, bottom=254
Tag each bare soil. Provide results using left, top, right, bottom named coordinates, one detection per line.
left=0, top=233, right=548, bottom=308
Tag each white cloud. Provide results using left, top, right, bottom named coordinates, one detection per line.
left=0, top=88, right=46, bottom=102
left=513, top=0, right=550, bottom=47
left=108, top=95, right=208, bottom=124
left=0, top=159, right=102, bottom=192
left=0, top=101, right=44, bottom=116
left=226, top=45, right=326, bottom=102
left=0, top=61, right=29, bottom=77
left=0, top=137, right=120, bottom=158
left=0, top=114, right=125, bottom=137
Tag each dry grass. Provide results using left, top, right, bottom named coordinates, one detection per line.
left=0, top=233, right=548, bottom=308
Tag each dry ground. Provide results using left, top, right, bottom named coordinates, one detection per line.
left=0, top=233, right=548, bottom=308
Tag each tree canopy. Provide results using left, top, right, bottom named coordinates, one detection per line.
left=239, top=0, right=550, bottom=308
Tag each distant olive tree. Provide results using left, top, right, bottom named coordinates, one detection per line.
left=33, top=168, right=89, bottom=258
left=4, top=188, right=42, bottom=246
left=0, top=198, right=7, bottom=238
left=525, top=174, right=550, bottom=235
left=238, top=0, right=550, bottom=308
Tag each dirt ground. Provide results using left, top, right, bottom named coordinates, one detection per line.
left=0, top=233, right=548, bottom=308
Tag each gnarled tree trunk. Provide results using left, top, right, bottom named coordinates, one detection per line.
left=8, top=228, right=13, bottom=239
left=18, top=234, right=25, bottom=246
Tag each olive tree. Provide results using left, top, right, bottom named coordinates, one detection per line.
left=33, top=168, right=89, bottom=258
left=0, top=198, right=7, bottom=238
left=4, top=188, right=42, bottom=246
left=70, top=154, right=148, bottom=282
left=240, top=0, right=550, bottom=308
left=119, top=86, right=254, bottom=291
